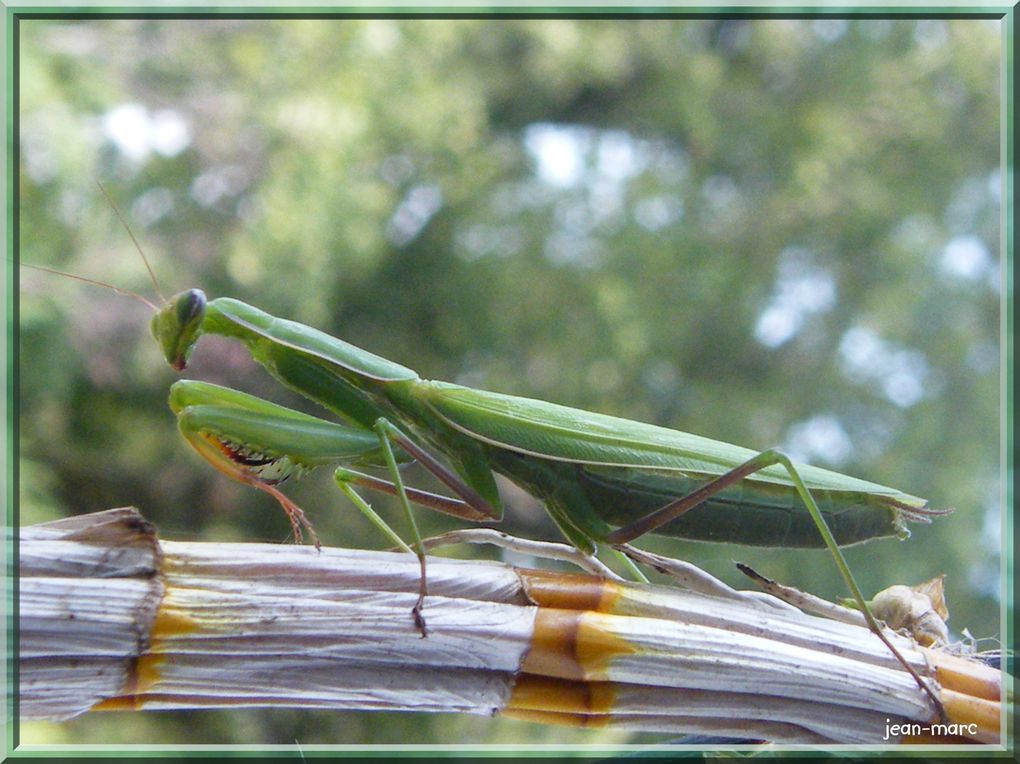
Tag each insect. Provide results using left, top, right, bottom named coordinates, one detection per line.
left=26, top=186, right=950, bottom=717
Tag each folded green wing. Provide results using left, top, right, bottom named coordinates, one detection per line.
left=418, top=380, right=928, bottom=508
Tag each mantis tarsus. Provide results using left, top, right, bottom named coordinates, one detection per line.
left=26, top=188, right=951, bottom=719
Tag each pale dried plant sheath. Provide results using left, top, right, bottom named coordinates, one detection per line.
left=19, top=509, right=1001, bottom=745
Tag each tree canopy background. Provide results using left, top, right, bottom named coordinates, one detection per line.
left=18, top=17, right=1002, bottom=747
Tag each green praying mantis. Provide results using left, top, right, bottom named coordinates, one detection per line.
left=26, top=187, right=951, bottom=719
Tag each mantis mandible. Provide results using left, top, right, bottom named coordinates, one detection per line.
left=29, top=186, right=950, bottom=718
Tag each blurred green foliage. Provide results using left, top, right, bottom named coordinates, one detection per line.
left=18, top=17, right=1001, bottom=747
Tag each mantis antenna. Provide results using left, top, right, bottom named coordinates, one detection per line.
left=21, top=262, right=158, bottom=312
left=22, top=182, right=167, bottom=312
left=95, top=180, right=166, bottom=305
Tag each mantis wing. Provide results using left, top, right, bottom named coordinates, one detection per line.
left=416, top=380, right=929, bottom=512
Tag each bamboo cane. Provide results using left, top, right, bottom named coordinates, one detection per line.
left=18, top=508, right=1003, bottom=747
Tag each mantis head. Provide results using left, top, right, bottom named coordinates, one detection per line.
left=151, top=288, right=208, bottom=371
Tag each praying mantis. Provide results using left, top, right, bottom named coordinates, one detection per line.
left=23, top=188, right=951, bottom=719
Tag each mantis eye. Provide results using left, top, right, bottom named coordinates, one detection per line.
left=176, top=288, right=207, bottom=326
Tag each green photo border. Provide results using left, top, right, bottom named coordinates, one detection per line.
left=2, top=3, right=1014, bottom=759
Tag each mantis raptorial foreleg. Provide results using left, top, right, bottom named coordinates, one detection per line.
left=169, top=380, right=498, bottom=635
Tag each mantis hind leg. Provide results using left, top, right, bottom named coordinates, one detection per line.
left=605, top=449, right=945, bottom=722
